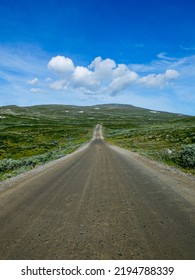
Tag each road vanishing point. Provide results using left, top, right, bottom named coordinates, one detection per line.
left=0, top=124, right=195, bottom=259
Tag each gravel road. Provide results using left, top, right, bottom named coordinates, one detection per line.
left=0, top=125, right=195, bottom=259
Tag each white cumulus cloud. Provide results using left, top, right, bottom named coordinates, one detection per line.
left=72, top=66, right=98, bottom=88
left=165, top=69, right=180, bottom=79
left=89, top=56, right=116, bottom=82
left=48, top=55, right=75, bottom=74
left=108, top=70, right=138, bottom=95
left=47, top=55, right=180, bottom=96
left=89, top=56, right=116, bottom=73
left=139, top=69, right=179, bottom=87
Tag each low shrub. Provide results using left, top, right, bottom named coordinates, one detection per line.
left=0, top=141, right=83, bottom=179
left=178, top=144, right=195, bottom=168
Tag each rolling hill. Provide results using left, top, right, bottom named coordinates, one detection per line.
left=0, top=103, right=194, bottom=180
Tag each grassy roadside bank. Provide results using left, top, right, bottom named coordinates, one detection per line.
left=104, top=116, right=195, bottom=175
left=0, top=105, right=94, bottom=181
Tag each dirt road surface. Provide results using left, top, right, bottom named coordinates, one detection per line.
left=0, top=125, right=195, bottom=259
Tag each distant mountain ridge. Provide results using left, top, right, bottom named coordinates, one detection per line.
left=0, top=103, right=187, bottom=116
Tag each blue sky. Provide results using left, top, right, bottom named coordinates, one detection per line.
left=0, top=0, right=195, bottom=114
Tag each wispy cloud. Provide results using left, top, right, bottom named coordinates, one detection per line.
left=0, top=45, right=48, bottom=79
left=27, top=77, right=39, bottom=85
left=0, top=44, right=49, bottom=105
left=30, top=87, right=45, bottom=93
left=157, top=52, right=177, bottom=61
left=180, top=45, right=195, bottom=51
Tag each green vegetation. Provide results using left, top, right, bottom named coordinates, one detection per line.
left=0, top=105, right=94, bottom=181
left=0, top=104, right=194, bottom=181
left=102, top=106, right=195, bottom=174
